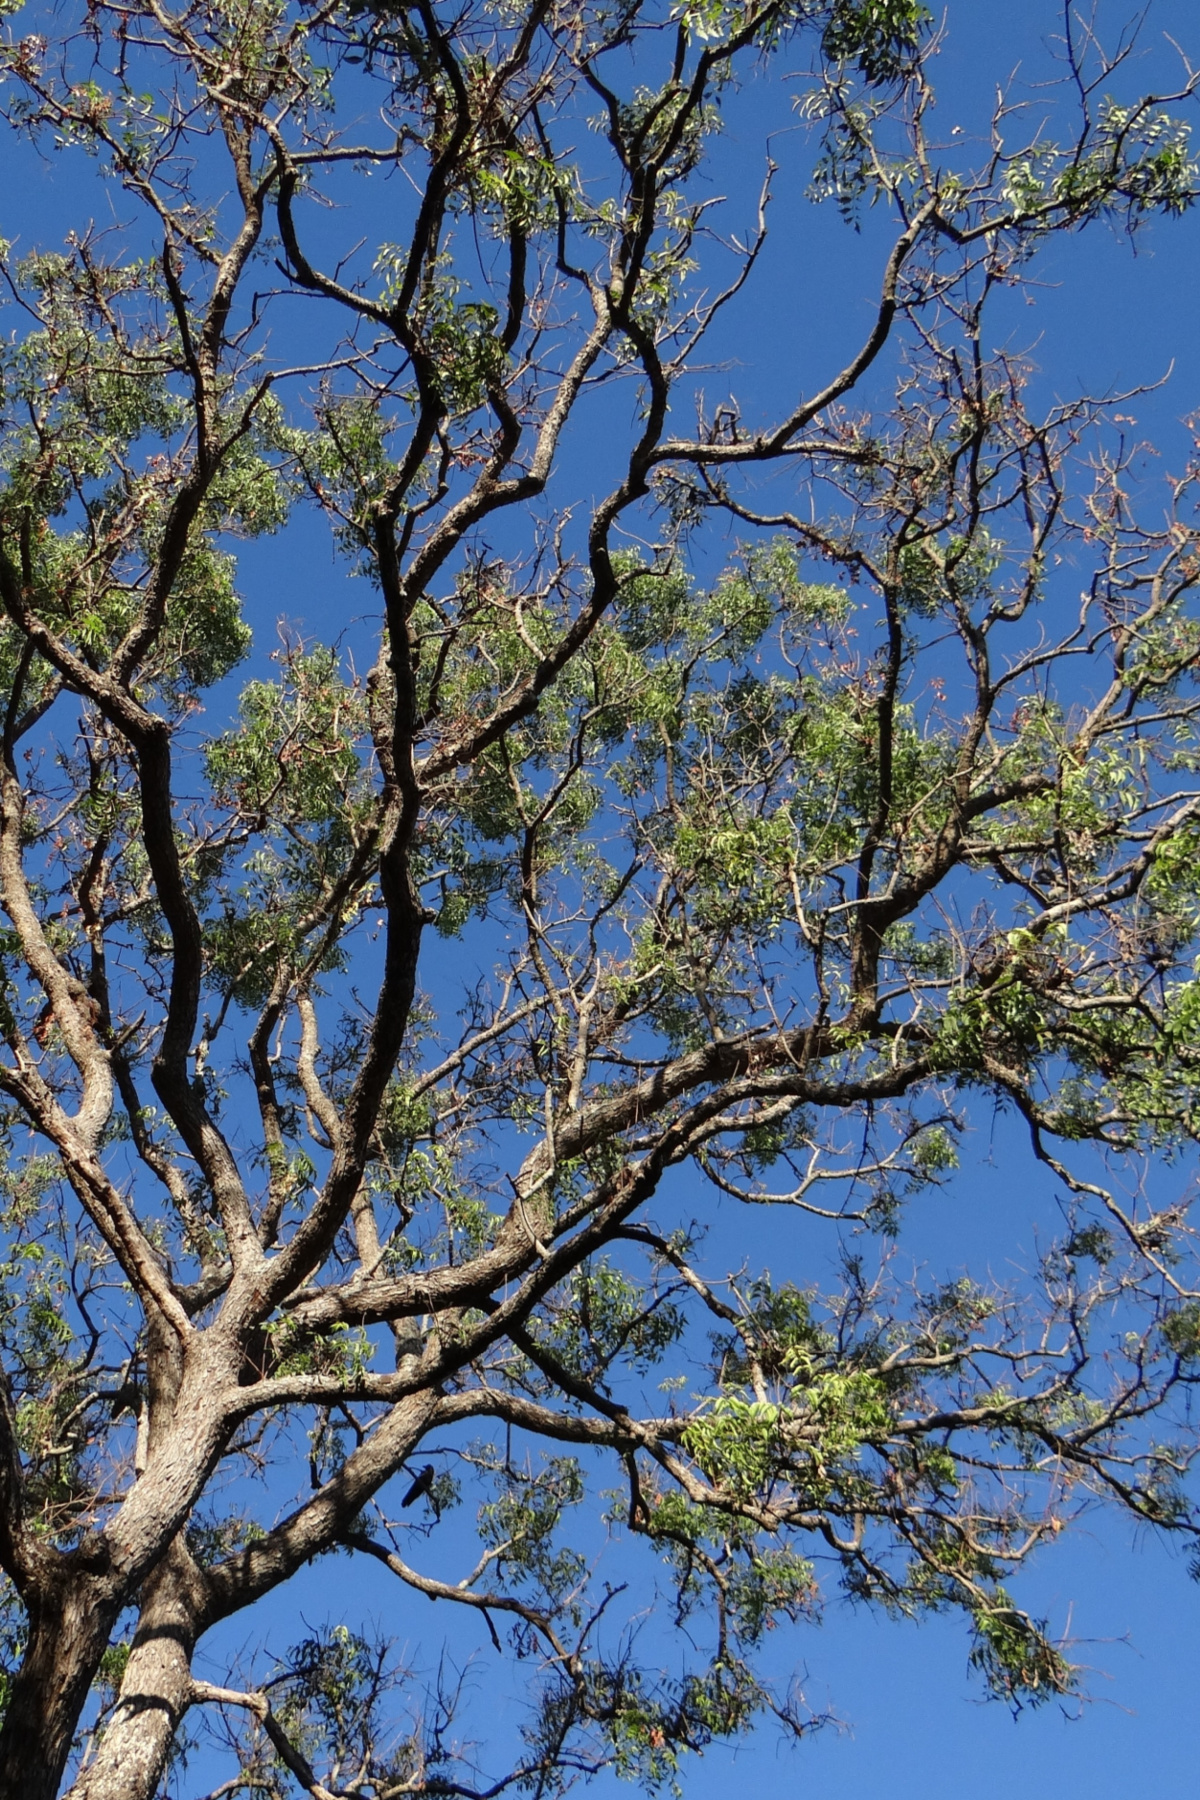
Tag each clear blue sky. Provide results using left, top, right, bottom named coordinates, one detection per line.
left=4, top=3, right=1200, bottom=1795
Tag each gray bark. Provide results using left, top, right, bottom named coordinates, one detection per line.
left=65, top=1543, right=207, bottom=1800
left=51, top=1392, right=441, bottom=1800
left=0, top=1575, right=122, bottom=1800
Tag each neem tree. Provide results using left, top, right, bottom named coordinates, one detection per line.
left=0, top=1, right=1199, bottom=1795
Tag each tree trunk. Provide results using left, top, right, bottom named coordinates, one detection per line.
left=0, top=1579, right=121, bottom=1800
left=65, top=1541, right=205, bottom=1800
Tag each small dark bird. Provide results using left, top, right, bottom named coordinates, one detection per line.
left=400, top=1463, right=436, bottom=1509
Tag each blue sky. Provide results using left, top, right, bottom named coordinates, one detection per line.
left=4, top=2, right=1200, bottom=1795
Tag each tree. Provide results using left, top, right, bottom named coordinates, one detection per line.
left=0, top=0, right=1199, bottom=1793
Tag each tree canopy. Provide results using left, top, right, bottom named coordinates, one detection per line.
left=0, top=1, right=1199, bottom=1796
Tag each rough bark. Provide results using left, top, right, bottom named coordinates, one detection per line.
left=0, top=1577, right=122, bottom=1800
left=0, top=5, right=1196, bottom=1794
left=0, top=1336, right=228, bottom=1799
left=65, top=1543, right=207, bottom=1800
left=53, top=1391, right=441, bottom=1800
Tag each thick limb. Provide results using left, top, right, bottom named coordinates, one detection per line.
left=0, top=1575, right=124, bottom=1800
left=65, top=1540, right=208, bottom=1800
